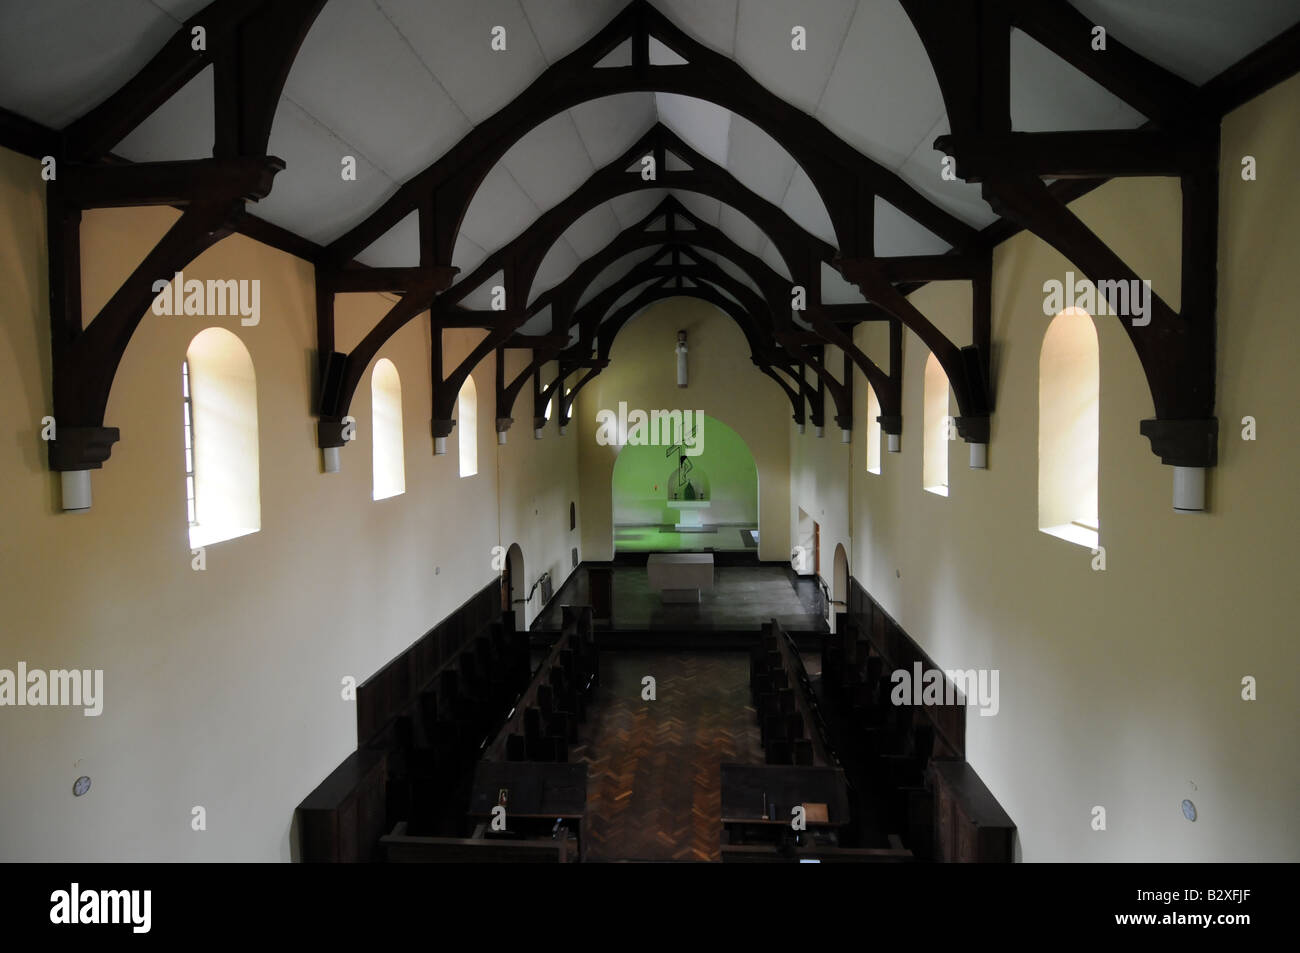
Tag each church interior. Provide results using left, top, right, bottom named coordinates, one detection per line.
left=2, top=0, right=1298, bottom=866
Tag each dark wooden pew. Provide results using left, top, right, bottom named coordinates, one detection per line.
left=381, top=822, right=572, bottom=863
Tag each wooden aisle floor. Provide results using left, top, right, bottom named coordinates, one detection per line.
left=572, top=651, right=764, bottom=862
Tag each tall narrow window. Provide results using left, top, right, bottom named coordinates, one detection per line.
left=185, top=328, right=259, bottom=548
left=922, top=353, right=950, bottom=496
left=371, top=358, right=404, bottom=500
left=1039, top=308, right=1099, bottom=548
left=182, top=360, right=196, bottom=526
left=865, top=384, right=882, bottom=475
left=458, top=376, right=478, bottom=478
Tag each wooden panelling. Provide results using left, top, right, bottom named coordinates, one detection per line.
left=931, top=759, right=1016, bottom=863
left=297, top=748, right=387, bottom=863
left=848, top=578, right=966, bottom=759
left=356, top=580, right=501, bottom=745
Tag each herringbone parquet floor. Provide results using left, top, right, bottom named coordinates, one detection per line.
left=573, top=652, right=764, bottom=862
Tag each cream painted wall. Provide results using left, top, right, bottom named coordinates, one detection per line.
left=789, top=351, right=853, bottom=622
left=794, top=75, right=1300, bottom=861
left=0, top=147, right=578, bottom=860
left=575, top=297, right=791, bottom=562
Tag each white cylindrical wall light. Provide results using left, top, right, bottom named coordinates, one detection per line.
left=795, top=422, right=805, bottom=435
left=840, top=428, right=851, bottom=444
left=497, top=431, right=507, bottom=445
left=1173, top=466, right=1206, bottom=512
left=434, top=436, right=447, bottom=455
left=676, top=330, right=688, bottom=388
left=322, top=447, right=341, bottom=473
left=887, top=433, right=901, bottom=453
left=969, top=443, right=987, bottom=469
left=61, top=470, right=92, bottom=511
left=815, top=425, right=824, bottom=438
left=534, top=427, right=544, bottom=440
left=558, top=425, right=567, bottom=436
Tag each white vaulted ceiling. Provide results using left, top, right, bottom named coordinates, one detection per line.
left=2, top=0, right=1298, bottom=318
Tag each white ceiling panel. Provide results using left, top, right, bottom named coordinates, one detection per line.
left=874, top=197, right=951, bottom=257
left=820, top=261, right=860, bottom=305
left=758, top=237, right=792, bottom=281
left=114, top=65, right=213, bottom=161
left=780, top=165, right=838, bottom=247
left=450, top=232, right=489, bottom=277
left=580, top=249, right=660, bottom=307
left=603, top=278, right=662, bottom=323
left=1069, top=0, right=1300, bottom=84
left=733, top=0, right=857, bottom=114
left=608, top=189, right=670, bottom=228
left=282, top=1, right=470, bottom=182
left=673, top=191, right=723, bottom=226
left=654, top=93, right=732, bottom=166
left=530, top=239, right=582, bottom=301
left=519, top=0, right=626, bottom=63
left=557, top=204, right=624, bottom=260
left=377, top=0, right=548, bottom=125
left=499, top=111, right=598, bottom=210
left=458, top=163, right=541, bottom=251
left=357, top=210, right=420, bottom=268
left=896, top=114, right=999, bottom=230
left=0, top=0, right=177, bottom=127
left=695, top=250, right=762, bottom=298
left=457, top=268, right=504, bottom=311
left=149, top=0, right=209, bottom=18
left=654, top=0, right=738, bottom=56
left=725, top=114, right=797, bottom=207
left=569, top=93, right=658, bottom=166
left=257, top=99, right=397, bottom=244
left=1010, top=29, right=1146, bottom=131
left=717, top=205, right=768, bottom=256
left=816, top=0, right=947, bottom=170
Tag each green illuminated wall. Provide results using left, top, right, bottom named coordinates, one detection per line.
left=611, top=414, right=757, bottom=527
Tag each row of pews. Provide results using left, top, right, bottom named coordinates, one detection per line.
left=821, top=610, right=1015, bottom=862
left=722, top=620, right=913, bottom=862
left=749, top=621, right=835, bottom=766
left=382, top=617, right=533, bottom=834
left=485, top=605, right=598, bottom=763
left=379, top=606, right=596, bottom=862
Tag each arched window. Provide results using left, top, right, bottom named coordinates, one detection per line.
left=458, top=376, right=478, bottom=478
left=371, top=358, right=404, bottom=500
left=922, top=352, right=950, bottom=496
left=865, top=384, right=882, bottom=475
left=185, top=328, right=259, bottom=548
left=1039, top=308, right=1099, bottom=547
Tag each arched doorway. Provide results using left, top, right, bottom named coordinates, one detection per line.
left=610, top=413, right=758, bottom=553
left=831, top=543, right=849, bottom=633
left=505, top=543, right=526, bottom=631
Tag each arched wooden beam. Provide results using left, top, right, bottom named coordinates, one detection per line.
left=900, top=0, right=1218, bottom=464
left=495, top=338, right=570, bottom=434
left=574, top=227, right=886, bottom=432
left=579, top=253, right=856, bottom=430
left=323, top=0, right=976, bottom=270
left=314, top=122, right=845, bottom=441
left=46, top=0, right=325, bottom=473
left=441, top=124, right=834, bottom=311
